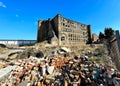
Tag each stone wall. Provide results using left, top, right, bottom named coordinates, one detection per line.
left=109, top=39, right=120, bottom=70
left=37, top=20, right=54, bottom=43
left=109, top=34, right=120, bottom=71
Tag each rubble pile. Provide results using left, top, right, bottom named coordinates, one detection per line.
left=0, top=53, right=120, bottom=86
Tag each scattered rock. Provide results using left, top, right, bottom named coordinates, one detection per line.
left=47, top=66, right=54, bottom=74
left=0, top=44, right=6, bottom=48
left=8, top=53, right=18, bottom=60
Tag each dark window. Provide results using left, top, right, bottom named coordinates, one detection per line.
left=63, top=23, right=65, bottom=26
left=61, top=36, right=65, bottom=41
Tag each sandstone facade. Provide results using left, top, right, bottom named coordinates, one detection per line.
left=37, top=14, right=92, bottom=46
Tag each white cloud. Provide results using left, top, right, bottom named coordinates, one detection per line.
left=0, top=2, right=6, bottom=8
left=16, top=14, right=19, bottom=17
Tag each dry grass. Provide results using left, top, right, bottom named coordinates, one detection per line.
left=0, top=63, right=4, bottom=69
left=70, top=44, right=104, bottom=56
left=0, top=48, right=8, bottom=54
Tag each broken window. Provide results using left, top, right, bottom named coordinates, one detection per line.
left=63, top=23, right=65, bottom=26
left=66, top=25, right=67, bottom=27
left=61, top=36, right=65, bottom=41
left=83, top=32, right=85, bottom=35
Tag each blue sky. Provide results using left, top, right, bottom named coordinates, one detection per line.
left=0, top=0, right=120, bottom=40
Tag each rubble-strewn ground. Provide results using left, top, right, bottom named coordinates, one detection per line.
left=0, top=43, right=120, bottom=86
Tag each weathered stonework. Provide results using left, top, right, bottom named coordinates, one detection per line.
left=37, top=14, right=92, bottom=46
left=109, top=30, right=120, bottom=71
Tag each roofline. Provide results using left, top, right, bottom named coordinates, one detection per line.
left=59, top=14, right=90, bottom=26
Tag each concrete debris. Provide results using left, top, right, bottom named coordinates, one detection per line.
left=61, top=47, right=71, bottom=53
left=0, top=66, right=16, bottom=80
left=47, top=66, right=54, bottom=74
left=0, top=49, right=120, bottom=86
left=57, top=49, right=66, bottom=54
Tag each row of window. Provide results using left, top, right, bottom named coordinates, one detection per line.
left=60, top=36, right=87, bottom=43
left=62, top=23, right=76, bottom=28
left=68, top=37, right=86, bottom=42
left=68, top=40, right=86, bottom=43
left=62, top=28, right=87, bottom=33
left=61, top=18, right=86, bottom=28
left=68, top=33, right=87, bottom=38
left=62, top=18, right=74, bottom=24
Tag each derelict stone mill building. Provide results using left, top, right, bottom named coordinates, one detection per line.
left=37, top=14, right=92, bottom=46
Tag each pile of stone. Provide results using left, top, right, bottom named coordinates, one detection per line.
left=0, top=54, right=120, bottom=86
